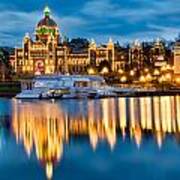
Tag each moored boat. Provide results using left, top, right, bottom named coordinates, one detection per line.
left=16, top=75, right=120, bottom=99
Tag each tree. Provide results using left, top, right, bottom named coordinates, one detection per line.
left=0, top=49, right=12, bottom=81
left=98, top=60, right=111, bottom=72
left=69, top=38, right=89, bottom=53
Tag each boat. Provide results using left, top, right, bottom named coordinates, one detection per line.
left=16, top=75, right=119, bottom=99
left=16, top=89, right=42, bottom=99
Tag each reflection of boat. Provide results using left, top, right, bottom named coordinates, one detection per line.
left=16, top=75, right=119, bottom=99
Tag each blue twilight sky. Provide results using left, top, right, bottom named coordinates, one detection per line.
left=0, top=0, right=179, bottom=47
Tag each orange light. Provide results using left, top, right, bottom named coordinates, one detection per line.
left=101, top=67, right=109, bottom=74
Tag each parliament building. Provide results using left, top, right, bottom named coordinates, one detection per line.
left=10, top=6, right=175, bottom=76
left=10, top=6, right=123, bottom=75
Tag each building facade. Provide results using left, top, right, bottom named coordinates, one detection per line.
left=9, top=6, right=176, bottom=76
left=174, top=41, right=180, bottom=76
left=10, top=7, right=121, bottom=75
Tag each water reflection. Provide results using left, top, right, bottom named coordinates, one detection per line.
left=11, top=96, right=180, bottom=179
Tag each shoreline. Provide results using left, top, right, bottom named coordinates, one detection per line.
left=0, top=80, right=180, bottom=98
left=1, top=89, right=180, bottom=99
left=0, top=92, right=18, bottom=98
left=119, top=90, right=180, bottom=97
left=0, top=81, right=21, bottom=98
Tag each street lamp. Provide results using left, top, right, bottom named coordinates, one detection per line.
left=144, top=68, right=149, bottom=73
left=175, top=77, right=180, bottom=84
left=118, top=68, right=124, bottom=74
left=121, top=75, right=127, bottom=83
left=130, top=70, right=135, bottom=76
left=153, top=69, right=160, bottom=76
left=146, top=73, right=152, bottom=82
left=139, top=75, right=146, bottom=83
left=166, top=64, right=171, bottom=70
left=101, top=67, right=109, bottom=74
left=158, top=75, right=166, bottom=83
left=88, top=68, right=95, bottom=75
left=161, top=66, right=167, bottom=72
left=165, top=73, right=171, bottom=81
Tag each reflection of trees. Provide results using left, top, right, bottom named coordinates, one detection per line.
left=11, top=96, right=180, bottom=179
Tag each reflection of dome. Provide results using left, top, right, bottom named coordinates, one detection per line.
left=37, top=6, right=57, bottom=28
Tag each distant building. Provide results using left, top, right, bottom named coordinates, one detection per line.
left=150, top=38, right=167, bottom=68
left=129, top=40, right=144, bottom=70
left=10, top=6, right=123, bottom=75
left=128, top=38, right=172, bottom=71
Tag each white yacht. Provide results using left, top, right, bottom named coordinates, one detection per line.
left=16, top=75, right=117, bottom=99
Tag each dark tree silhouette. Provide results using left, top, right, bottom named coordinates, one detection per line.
left=0, top=49, right=12, bottom=81
left=98, top=60, right=111, bottom=72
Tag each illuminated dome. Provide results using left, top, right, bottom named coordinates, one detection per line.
left=35, top=6, right=60, bottom=44
left=37, top=6, right=57, bottom=28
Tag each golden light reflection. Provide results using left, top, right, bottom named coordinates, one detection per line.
left=118, top=98, right=127, bottom=139
left=46, top=162, right=53, bottom=180
left=11, top=96, right=180, bottom=179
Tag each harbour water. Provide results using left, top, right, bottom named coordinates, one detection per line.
left=0, top=96, right=180, bottom=179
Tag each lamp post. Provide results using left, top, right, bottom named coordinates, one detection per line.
left=118, top=69, right=124, bottom=75
left=165, top=73, right=172, bottom=82
left=146, top=73, right=152, bottom=82
left=153, top=69, right=160, bottom=76
left=130, top=70, right=135, bottom=76
left=100, top=67, right=109, bottom=75
left=88, top=67, right=95, bottom=75
left=139, top=75, right=146, bottom=83
left=121, top=75, right=127, bottom=83
left=144, top=68, right=149, bottom=73
left=175, top=78, right=180, bottom=85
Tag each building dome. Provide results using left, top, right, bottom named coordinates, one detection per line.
left=36, top=6, right=60, bottom=44
left=37, top=17, right=57, bottom=27
left=37, top=6, right=57, bottom=28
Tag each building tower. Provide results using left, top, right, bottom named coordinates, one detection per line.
left=34, top=6, right=60, bottom=75
left=36, top=6, right=60, bottom=45
left=107, top=38, right=115, bottom=71
left=150, top=38, right=166, bottom=68
left=129, top=40, right=143, bottom=70
left=88, top=39, right=97, bottom=67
